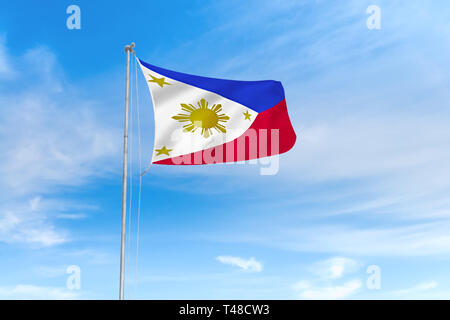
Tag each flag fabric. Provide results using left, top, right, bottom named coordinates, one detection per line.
left=138, top=58, right=296, bottom=165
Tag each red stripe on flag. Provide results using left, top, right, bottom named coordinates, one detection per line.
left=153, top=99, right=296, bottom=165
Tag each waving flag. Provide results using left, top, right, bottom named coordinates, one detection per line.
left=138, top=58, right=296, bottom=165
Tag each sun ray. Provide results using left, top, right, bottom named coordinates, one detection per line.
left=172, top=99, right=230, bottom=138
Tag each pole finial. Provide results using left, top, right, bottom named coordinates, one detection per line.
left=124, top=42, right=135, bottom=53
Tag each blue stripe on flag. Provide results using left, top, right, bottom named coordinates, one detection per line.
left=139, top=59, right=284, bottom=113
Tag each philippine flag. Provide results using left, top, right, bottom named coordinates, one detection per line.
left=138, top=58, right=296, bottom=165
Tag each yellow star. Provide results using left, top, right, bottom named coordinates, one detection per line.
left=147, top=75, right=171, bottom=88
left=155, top=146, right=172, bottom=156
left=243, top=110, right=252, bottom=120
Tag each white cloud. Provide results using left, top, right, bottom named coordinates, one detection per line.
left=0, top=208, right=67, bottom=246
left=207, top=218, right=450, bottom=257
left=313, top=257, right=359, bottom=280
left=0, top=211, right=21, bottom=234
left=0, top=284, right=80, bottom=299
left=288, top=115, right=450, bottom=185
left=293, top=279, right=361, bottom=300
left=270, top=221, right=450, bottom=256
left=216, top=256, right=263, bottom=272
left=0, top=93, right=120, bottom=195
left=0, top=38, right=121, bottom=247
left=388, top=281, right=438, bottom=298
left=29, top=196, right=41, bottom=211
left=0, top=195, right=82, bottom=246
left=293, top=256, right=361, bottom=299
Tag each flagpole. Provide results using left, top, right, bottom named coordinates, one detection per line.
left=120, top=42, right=135, bottom=300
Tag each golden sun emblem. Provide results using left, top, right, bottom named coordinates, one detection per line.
left=172, top=99, right=230, bottom=138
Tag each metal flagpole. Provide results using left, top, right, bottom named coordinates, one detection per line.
left=120, top=42, right=135, bottom=300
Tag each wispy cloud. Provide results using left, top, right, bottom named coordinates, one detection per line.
left=293, top=256, right=362, bottom=299
left=0, top=38, right=121, bottom=247
left=0, top=39, right=121, bottom=196
left=0, top=200, right=67, bottom=246
left=389, top=281, right=438, bottom=297
left=312, top=257, right=360, bottom=280
left=211, top=219, right=450, bottom=257
left=216, top=256, right=263, bottom=272
left=293, top=279, right=361, bottom=300
left=372, top=281, right=448, bottom=299
left=0, top=284, right=80, bottom=299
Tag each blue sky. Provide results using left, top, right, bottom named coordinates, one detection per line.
left=1, top=0, right=450, bottom=299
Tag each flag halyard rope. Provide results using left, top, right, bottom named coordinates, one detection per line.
left=126, top=54, right=134, bottom=299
